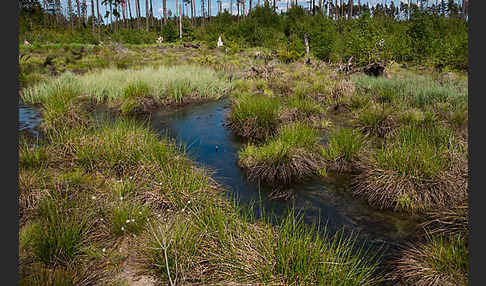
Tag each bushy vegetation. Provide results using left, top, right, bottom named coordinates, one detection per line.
left=20, top=2, right=468, bottom=71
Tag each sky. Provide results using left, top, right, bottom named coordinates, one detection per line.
left=59, top=0, right=459, bottom=22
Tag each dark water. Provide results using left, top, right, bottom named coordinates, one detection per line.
left=18, top=103, right=41, bottom=137
left=149, top=99, right=422, bottom=257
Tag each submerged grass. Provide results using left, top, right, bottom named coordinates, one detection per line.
left=238, top=123, right=324, bottom=183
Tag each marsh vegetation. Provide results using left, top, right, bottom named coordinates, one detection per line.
left=19, top=0, right=468, bottom=284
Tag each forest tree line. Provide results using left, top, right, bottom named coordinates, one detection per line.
left=19, top=0, right=469, bottom=70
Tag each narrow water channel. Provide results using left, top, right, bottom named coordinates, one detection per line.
left=18, top=102, right=41, bottom=137
left=149, top=99, right=423, bottom=258
left=18, top=99, right=422, bottom=261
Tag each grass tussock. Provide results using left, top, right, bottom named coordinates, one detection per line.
left=238, top=123, right=324, bottom=183
left=354, top=104, right=397, bottom=138
left=421, top=202, right=468, bottom=237
left=286, top=94, right=324, bottom=117
left=391, top=234, right=468, bottom=286
left=228, top=92, right=282, bottom=140
left=321, top=128, right=366, bottom=172
left=353, top=123, right=467, bottom=212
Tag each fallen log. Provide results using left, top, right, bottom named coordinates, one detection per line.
left=344, top=60, right=386, bottom=77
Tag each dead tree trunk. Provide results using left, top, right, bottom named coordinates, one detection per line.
left=68, top=0, right=74, bottom=31
left=191, top=0, right=194, bottom=24
left=76, top=0, right=81, bottom=28
left=136, top=0, right=141, bottom=30
left=96, top=0, right=101, bottom=40
left=127, top=0, right=133, bottom=29
left=91, top=0, right=95, bottom=36
left=163, top=0, right=167, bottom=24
left=145, top=0, right=149, bottom=31
left=335, top=0, right=338, bottom=19
left=109, top=2, right=113, bottom=31
left=201, top=0, right=205, bottom=26
left=121, top=0, right=126, bottom=28
left=304, top=34, right=309, bottom=57
left=83, top=0, right=87, bottom=24
left=208, top=0, right=211, bottom=21
left=349, top=0, right=352, bottom=18
left=340, top=0, right=343, bottom=18
left=150, top=0, right=154, bottom=28
left=179, top=3, right=183, bottom=39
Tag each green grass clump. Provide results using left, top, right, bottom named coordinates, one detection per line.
left=229, top=92, right=282, bottom=140
left=354, top=123, right=467, bottom=212
left=355, top=104, right=396, bottom=137
left=22, top=65, right=230, bottom=111
left=19, top=141, right=48, bottom=169
left=287, top=94, right=324, bottom=116
left=69, top=119, right=172, bottom=175
left=122, top=80, right=151, bottom=99
left=23, top=197, right=91, bottom=265
left=140, top=205, right=382, bottom=285
left=321, top=128, right=366, bottom=171
left=393, top=234, right=468, bottom=286
left=374, top=124, right=454, bottom=179
left=239, top=123, right=323, bottom=183
left=274, top=213, right=381, bottom=285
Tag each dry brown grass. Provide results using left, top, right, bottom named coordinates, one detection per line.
left=352, top=151, right=468, bottom=213
left=388, top=234, right=468, bottom=286
left=421, top=201, right=469, bottom=237
left=239, top=149, right=324, bottom=184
